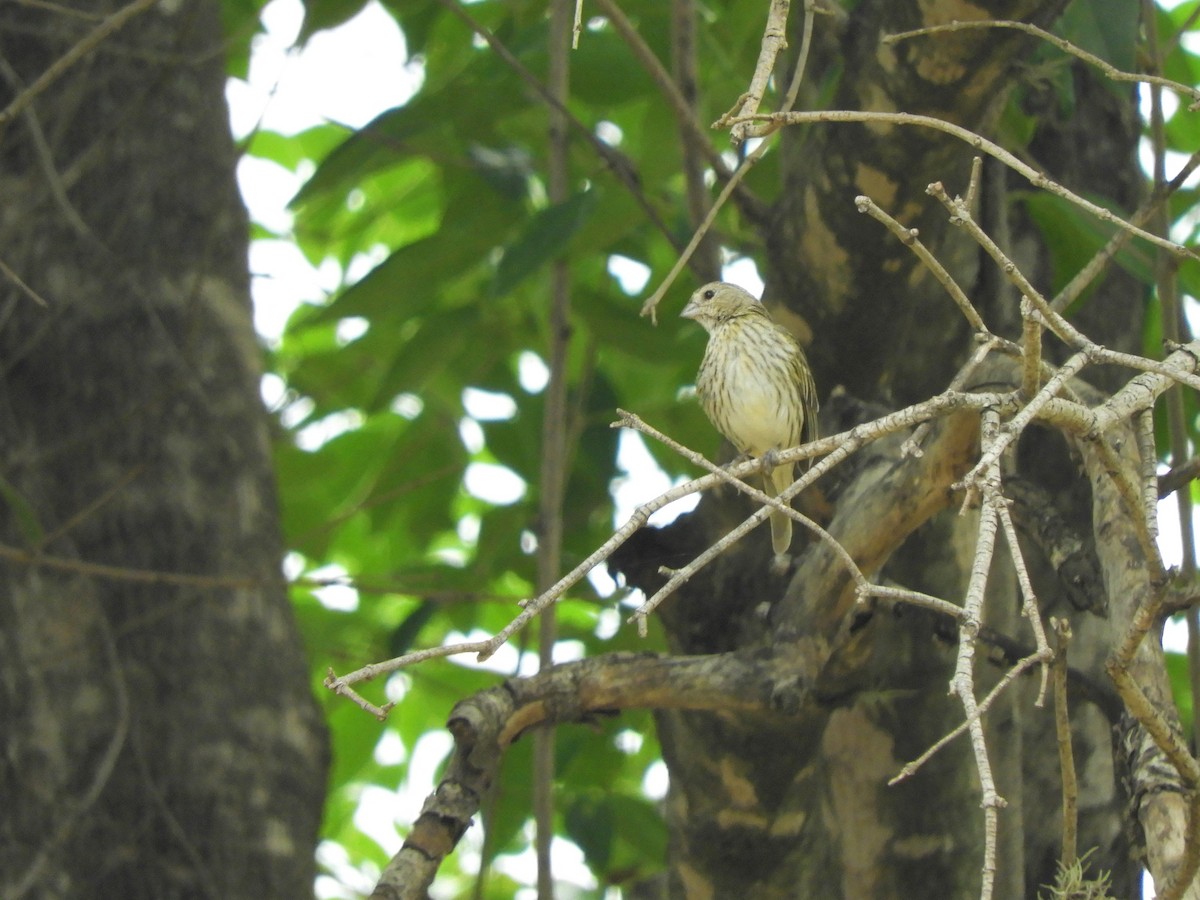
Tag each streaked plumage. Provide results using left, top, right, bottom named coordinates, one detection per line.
left=681, top=282, right=818, bottom=555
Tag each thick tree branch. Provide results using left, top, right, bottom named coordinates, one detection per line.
left=368, top=650, right=808, bottom=899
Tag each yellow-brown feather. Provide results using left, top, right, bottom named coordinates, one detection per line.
left=683, top=282, right=818, bottom=555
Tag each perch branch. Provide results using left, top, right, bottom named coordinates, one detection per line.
left=736, top=110, right=1196, bottom=261
left=369, top=650, right=813, bottom=899
left=884, top=19, right=1200, bottom=109
left=716, top=0, right=791, bottom=142
left=954, top=408, right=1006, bottom=900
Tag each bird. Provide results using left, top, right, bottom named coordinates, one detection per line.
left=681, top=281, right=819, bottom=557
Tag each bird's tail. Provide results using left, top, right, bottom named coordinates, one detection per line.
left=765, top=463, right=794, bottom=555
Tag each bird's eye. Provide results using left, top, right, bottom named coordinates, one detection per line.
left=703, top=289, right=715, bottom=299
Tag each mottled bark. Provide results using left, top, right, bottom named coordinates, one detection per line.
left=0, top=3, right=328, bottom=898
left=613, top=1, right=1148, bottom=897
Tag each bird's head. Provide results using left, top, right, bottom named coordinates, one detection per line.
left=680, top=282, right=761, bottom=332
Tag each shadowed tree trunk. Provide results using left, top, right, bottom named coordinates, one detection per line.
left=336, top=2, right=1184, bottom=898
left=614, top=1, right=1147, bottom=897
left=0, top=2, right=328, bottom=897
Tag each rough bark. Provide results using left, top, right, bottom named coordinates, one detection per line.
left=611, top=1, right=1149, bottom=897
left=0, top=3, right=328, bottom=897
left=360, top=0, right=1166, bottom=897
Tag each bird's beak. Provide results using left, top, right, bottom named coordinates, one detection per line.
left=680, top=297, right=699, bottom=320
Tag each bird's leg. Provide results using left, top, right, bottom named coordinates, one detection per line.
left=725, top=451, right=753, bottom=470
left=760, top=447, right=781, bottom=475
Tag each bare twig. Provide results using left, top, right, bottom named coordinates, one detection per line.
left=571, top=0, right=583, bottom=47
left=1136, top=410, right=1161, bottom=549
left=639, top=0, right=817, bottom=318
left=996, top=502, right=1052, bottom=705
left=930, top=179, right=1200, bottom=394
left=855, top=194, right=988, bottom=333
left=1051, top=147, right=1200, bottom=314
left=669, top=0, right=720, bottom=279
left=1160, top=456, right=1200, bottom=498
left=1052, top=619, right=1078, bottom=869
left=715, top=0, right=791, bottom=142
left=530, top=1, right=575, bottom=890
left=889, top=650, right=1046, bottom=787
left=0, top=255, right=50, bottom=307
left=434, top=0, right=686, bottom=257
left=884, top=18, right=1200, bottom=109
left=595, top=0, right=736, bottom=183
left=955, top=409, right=1007, bottom=900
left=0, top=0, right=159, bottom=139
left=1019, top=299, right=1042, bottom=401
left=738, top=110, right=1196, bottom=261
left=639, top=138, right=772, bottom=322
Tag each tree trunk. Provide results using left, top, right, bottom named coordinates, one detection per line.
left=0, top=3, right=328, bottom=897
left=614, top=1, right=1149, bottom=897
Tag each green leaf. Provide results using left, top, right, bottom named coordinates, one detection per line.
left=0, top=475, right=43, bottom=546
left=1056, top=0, right=1138, bottom=72
left=292, top=103, right=445, bottom=208
left=564, top=791, right=615, bottom=874
left=299, top=0, right=370, bottom=42
left=492, top=191, right=597, bottom=297
left=1018, top=191, right=1155, bottom=303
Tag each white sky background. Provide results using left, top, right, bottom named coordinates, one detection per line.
left=227, top=2, right=1198, bottom=896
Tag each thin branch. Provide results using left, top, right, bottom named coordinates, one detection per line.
left=859, top=584, right=965, bottom=622
left=1052, top=619, right=1078, bottom=869
left=889, top=650, right=1046, bottom=787
left=594, top=0, right=734, bottom=182
left=639, top=138, right=772, bottom=322
left=884, top=19, right=1200, bottom=110
left=572, top=0, right=583, bottom=47
left=531, top=1, right=575, bottom=891
left=738, top=110, right=1196, bottom=261
left=777, top=0, right=818, bottom=114
left=434, top=0, right=686, bottom=257
left=855, top=194, right=988, bottom=333
left=955, top=409, right=1006, bottom=900
left=1160, top=456, right=1200, bottom=498
left=0, top=255, right=50, bottom=307
left=715, top=0, right=790, bottom=142
left=1019, top=299, right=1042, bottom=401
left=1136, top=410, right=1162, bottom=550
left=930, top=179, right=1200, bottom=394
left=1051, top=147, right=1200, bottom=314
left=669, top=0, right=720, bottom=279
left=637, top=0, right=821, bottom=318
left=996, top=502, right=1052, bottom=706
left=0, top=0, right=159, bottom=139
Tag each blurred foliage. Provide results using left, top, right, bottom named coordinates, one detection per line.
left=220, top=0, right=1200, bottom=895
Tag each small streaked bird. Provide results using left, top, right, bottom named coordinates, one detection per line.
left=681, top=282, right=819, bottom=556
